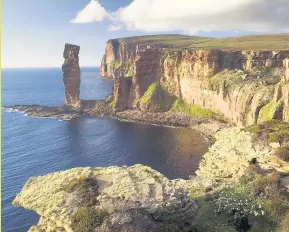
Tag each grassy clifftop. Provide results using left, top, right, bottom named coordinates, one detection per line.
left=112, top=33, right=289, bottom=50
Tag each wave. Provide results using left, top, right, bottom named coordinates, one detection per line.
left=2, top=108, right=23, bottom=113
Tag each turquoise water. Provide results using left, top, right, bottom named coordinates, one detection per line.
left=2, top=68, right=208, bottom=231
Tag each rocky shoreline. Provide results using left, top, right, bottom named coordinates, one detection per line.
left=8, top=36, right=289, bottom=232
left=4, top=100, right=228, bottom=140
left=12, top=125, right=289, bottom=232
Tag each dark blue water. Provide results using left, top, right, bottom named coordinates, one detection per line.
left=2, top=67, right=209, bottom=232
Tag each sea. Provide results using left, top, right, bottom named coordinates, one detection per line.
left=2, top=67, right=209, bottom=232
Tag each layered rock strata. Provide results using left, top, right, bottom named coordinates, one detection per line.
left=62, top=43, right=81, bottom=107
left=101, top=39, right=289, bottom=126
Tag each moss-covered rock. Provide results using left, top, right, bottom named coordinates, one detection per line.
left=113, top=60, right=122, bottom=69
left=169, top=99, right=192, bottom=114
left=209, top=68, right=281, bottom=97
left=105, top=94, right=113, bottom=103
left=169, top=98, right=224, bottom=121
left=244, top=120, right=289, bottom=144
left=209, top=69, right=244, bottom=95
left=257, top=100, right=284, bottom=123
left=139, top=82, right=176, bottom=112
left=140, top=82, right=159, bottom=105
left=109, top=100, right=116, bottom=109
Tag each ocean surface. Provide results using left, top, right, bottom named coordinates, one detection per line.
left=2, top=67, right=209, bottom=232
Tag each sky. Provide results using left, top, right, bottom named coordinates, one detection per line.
left=2, top=0, right=288, bottom=68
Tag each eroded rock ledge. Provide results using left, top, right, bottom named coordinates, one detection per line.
left=13, top=127, right=289, bottom=232
left=4, top=100, right=228, bottom=139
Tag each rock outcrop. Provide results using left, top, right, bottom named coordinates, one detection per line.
left=62, top=44, right=81, bottom=107
left=196, top=127, right=289, bottom=183
left=101, top=37, right=289, bottom=126
left=13, top=125, right=289, bottom=232
left=13, top=165, right=198, bottom=232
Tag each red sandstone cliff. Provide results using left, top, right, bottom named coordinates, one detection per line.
left=101, top=35, right=289, bottom=126
left=62, top=43, right=81, bottom=107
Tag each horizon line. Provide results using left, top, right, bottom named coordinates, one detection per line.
left=1, top=66, right=100, bottom=69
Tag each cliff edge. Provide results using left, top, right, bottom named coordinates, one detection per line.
left=101, top=34, right=289, bottom=126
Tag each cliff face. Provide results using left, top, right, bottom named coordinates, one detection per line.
left=159, top=50, right=289, bottom=126
left=100, top=40, right=139, bottom=79
left=62, top=43, right=81, bottom=107
left=101, top=38, right=289, bottom=126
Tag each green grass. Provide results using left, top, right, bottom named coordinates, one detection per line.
left=190, top=165, right=289, bottom=232
left=169, top=98, right=223, bottom=120
left=115, top=34, right=213, bottom=49
left=244, top=120, right=289, bottom=144
left=122, top=61, right=135, bottom=77
left=124, top=69, right=134, bottom=77
left=109, top=100, right=116, bottom=109
left=192, top=197, right=237, bottom=232
left=257, top=100, right=283, bottom=123
left=191, top=105, right=217, bottom=119
left=209, top=68, right=281, bottom=96
left=111, top=33, right=289, bottom=51
left=139, top=82, right=176, bottom=111
left=113, top=60, right=121, bottom=69
left=169, top=98, right=192, bottom=114
left=189, top=186, right=208, bottom=200
left=105, top=94, right=113, bottom=103
left=189, top=33, right=289, bottom=51
left=140, top=82, right=159, bottom=104
left=209, top=69, right=244, bottom=94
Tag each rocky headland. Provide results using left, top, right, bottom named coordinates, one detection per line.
left=13, top=124, right=289, bottom=232
left=9, top=34, right=289, bottom=231
left=101, top=34, right=289, bottom=127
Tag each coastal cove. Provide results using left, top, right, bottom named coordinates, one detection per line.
left=4, top=34, right=289, bottom=232
left=2, top=67, right=210, bottom=232
left=3, top=0, right=289, bottom=228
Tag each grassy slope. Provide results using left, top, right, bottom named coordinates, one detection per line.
left=191, top=34, right=289, bottom=51
left=113, top=33, right=289, bottom=51
left=116, top=34, right=213, bottom=48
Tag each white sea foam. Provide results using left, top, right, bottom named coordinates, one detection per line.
left=3, top=108, right=20, bottom=113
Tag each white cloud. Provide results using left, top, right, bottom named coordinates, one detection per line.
left=108, top=24, right=123, bottom=31
left=71, top=0, right=289, bottom=33
left=70, top=0, right=109, bottom=23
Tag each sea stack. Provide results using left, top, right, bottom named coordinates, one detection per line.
left=62, top=43, right=81, bottom=107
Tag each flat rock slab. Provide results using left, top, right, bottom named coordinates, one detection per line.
left=3, top=105, right=83, bottom=120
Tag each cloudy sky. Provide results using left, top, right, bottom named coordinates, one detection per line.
left=2, top=0, right=288, bottom=68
